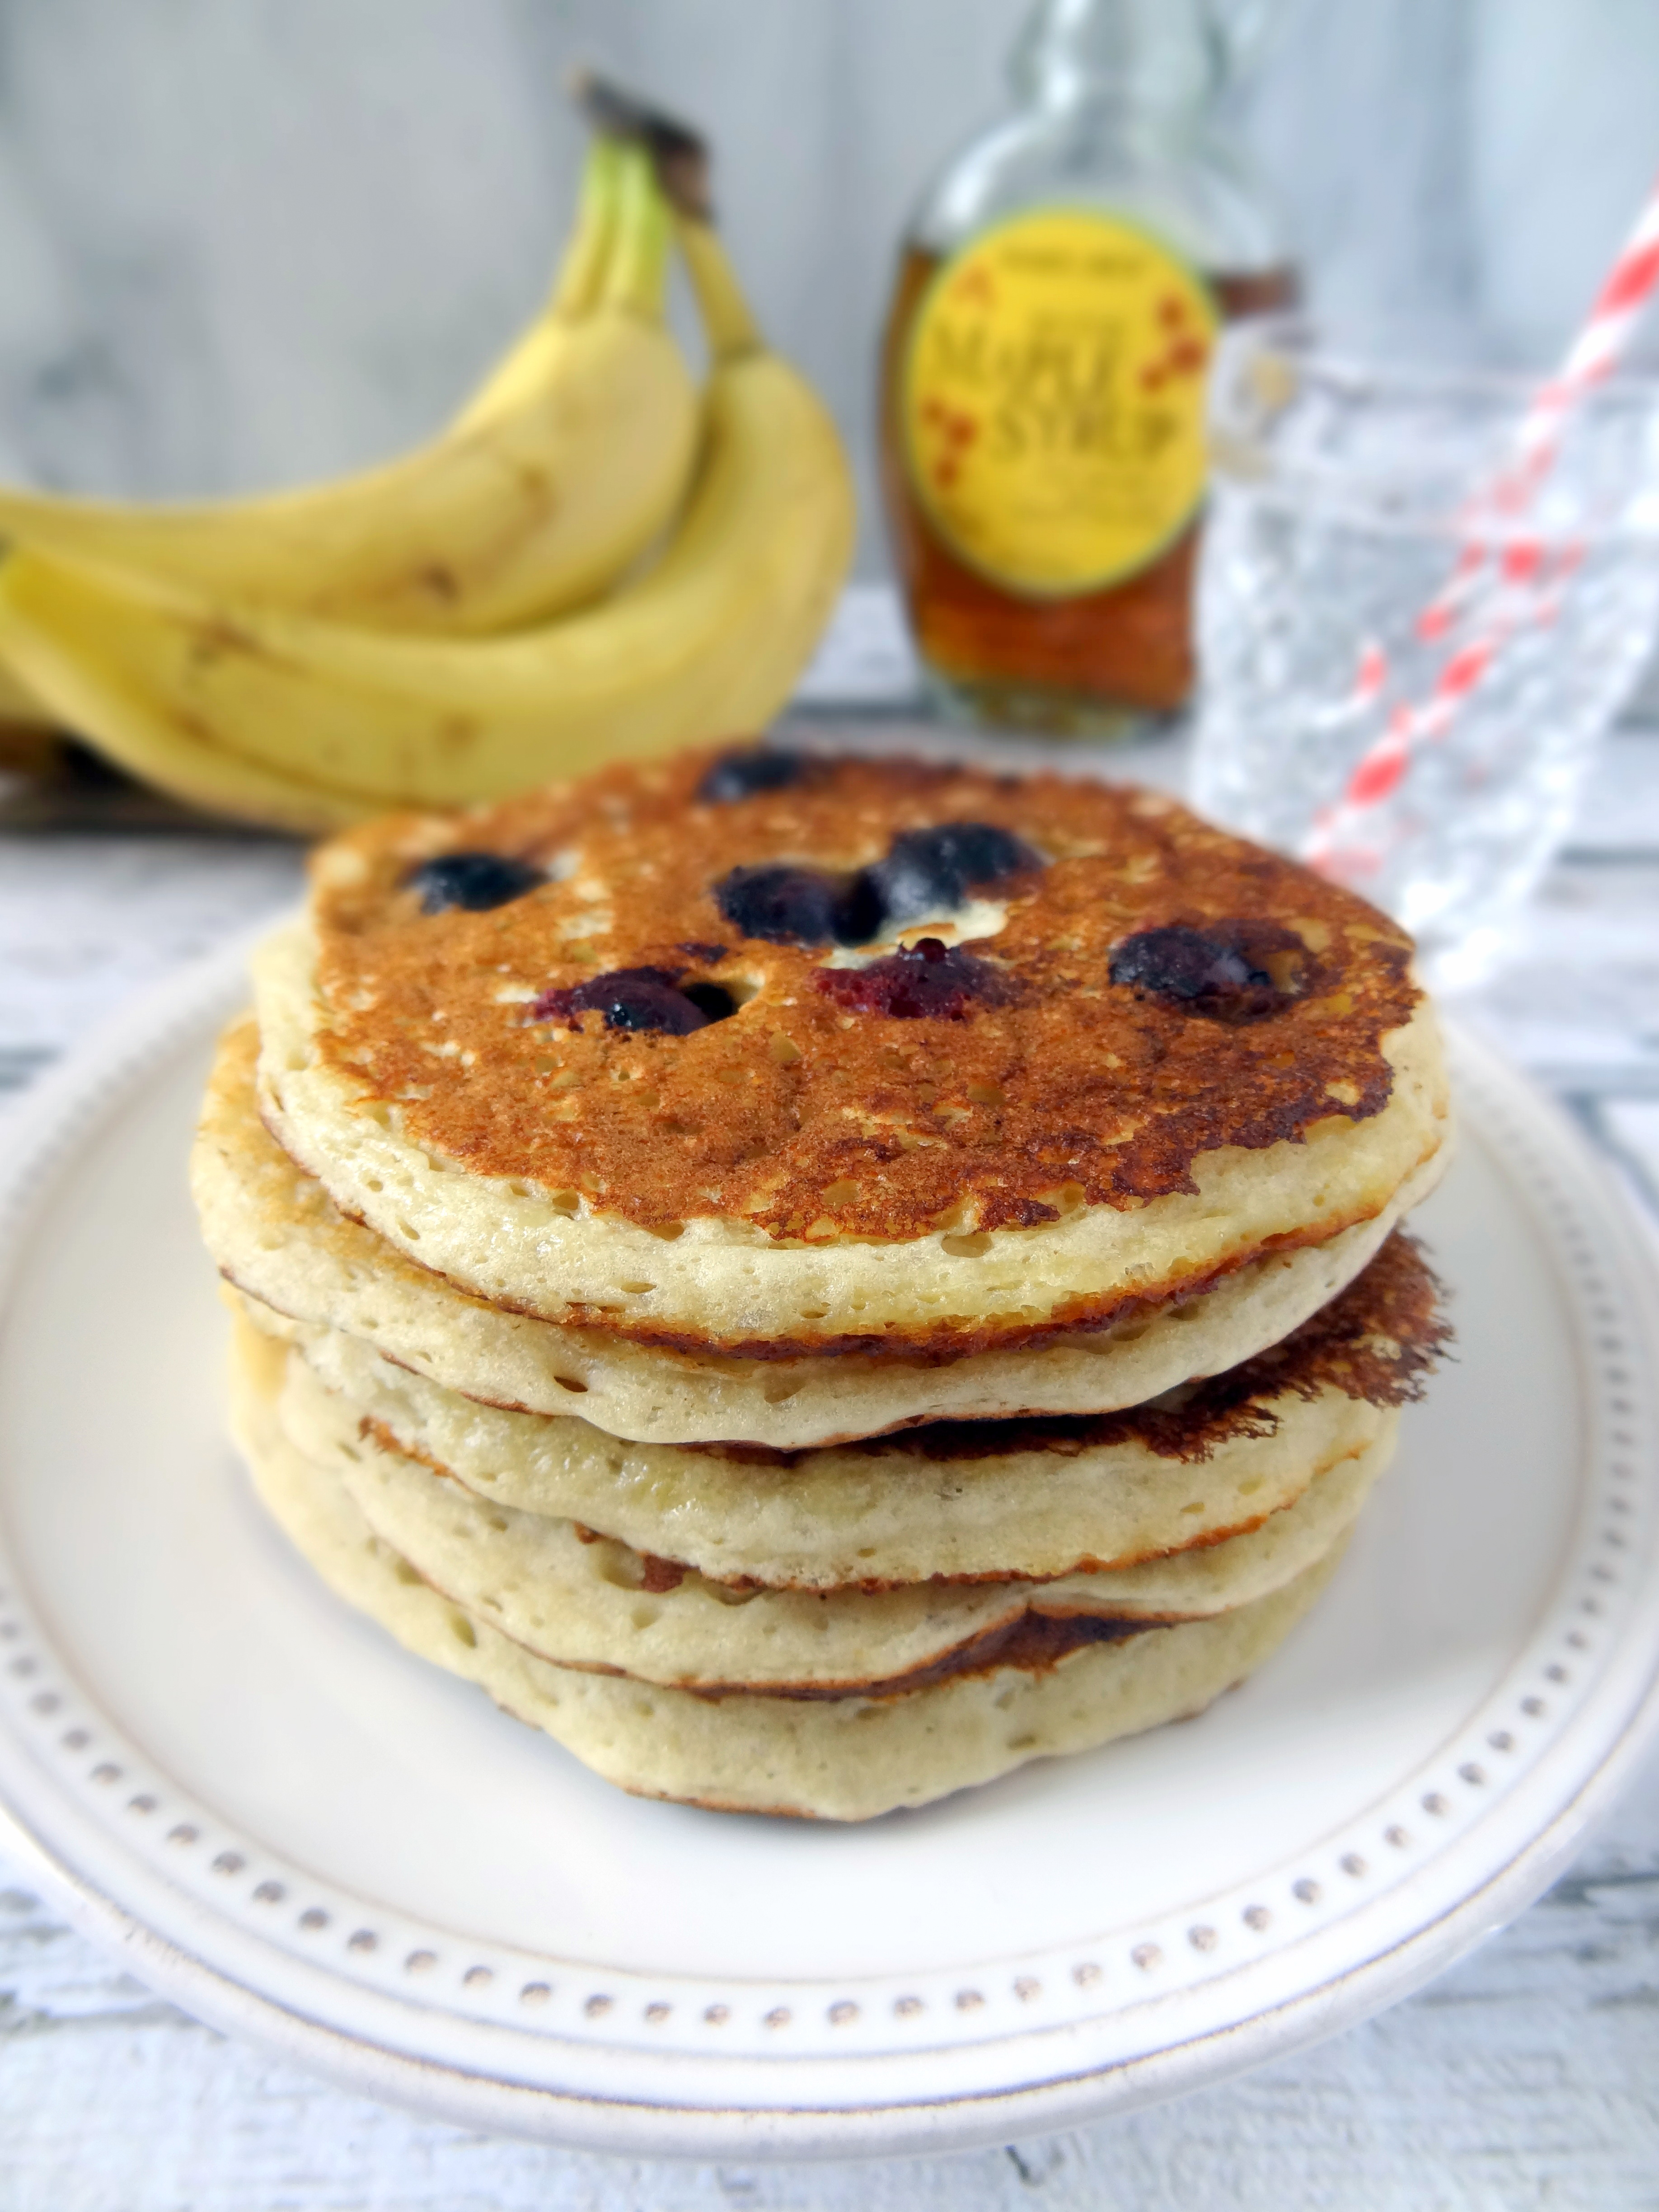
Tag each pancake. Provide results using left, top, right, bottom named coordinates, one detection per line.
left=253, top=746, right=1450, bottom=1357
left=284, top=1328, right=1389, bottom=1692
left=200, top=1014, right=1446, bottom=1445
left=248, top=1227, right=1445, bottom=1590
left=231, top=1325, right=1345, bottom=1820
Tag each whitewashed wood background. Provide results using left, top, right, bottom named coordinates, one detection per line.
left=0, top=0, right=1655, bottom=576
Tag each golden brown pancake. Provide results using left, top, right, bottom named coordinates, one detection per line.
left=217, top=745, right=1456, bottom=1818
left=306, top=745, right=1419, bottom=1238
left=202, top=1012, right=1441, bottom=1443
left=253, top=746, right=1449, bottom=1356
left=255, top=1229, right=1447, bottom=1592
left=230, top=1320, right=1351, bottom=1820
left=266, top=1312, right=1394, bottom=1697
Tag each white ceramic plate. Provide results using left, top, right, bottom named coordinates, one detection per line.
left=0, top=940, right=1655, bottom=2160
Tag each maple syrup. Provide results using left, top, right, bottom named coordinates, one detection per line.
left=878, top=0, right=1296, bottom=738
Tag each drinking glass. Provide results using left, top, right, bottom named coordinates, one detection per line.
left=1190, top=319, right=1659, bottom=985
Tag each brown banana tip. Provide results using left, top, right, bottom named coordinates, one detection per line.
left=567, top=67, right=714, bottom=221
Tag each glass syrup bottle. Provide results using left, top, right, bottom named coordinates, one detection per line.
left=879, top=0, right=1294, bottom=738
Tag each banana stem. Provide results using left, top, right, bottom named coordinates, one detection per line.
left=601, top=143, right=672, bottom=321
left=675, top=216, right=763, bottom=361
left=551, top=136, right=624, bottom=319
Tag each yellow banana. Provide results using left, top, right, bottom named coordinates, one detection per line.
left=0, top=658, right=48, bottom=726
left=0, top=141, right=699, bottom=636
left=0, top=139, right=637, bottom=732
left=448, top=136, right=622, bottom=434
left=0, top=615, right=365, bottom=832
left=0, top=220, right=856, bottom=826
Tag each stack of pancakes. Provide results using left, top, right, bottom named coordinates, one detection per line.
left=196, top=747, right=1451, bottom=1821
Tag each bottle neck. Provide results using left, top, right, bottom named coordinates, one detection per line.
left=1009, top=0, right=1227, bottom=123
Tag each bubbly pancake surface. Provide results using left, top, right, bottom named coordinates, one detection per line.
left=303, top=745, right=1422, bottom=1240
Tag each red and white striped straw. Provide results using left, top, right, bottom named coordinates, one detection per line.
left=1510, top=177, right=1659, bottom=480
left=1301, top=168, right=1659, bottom=875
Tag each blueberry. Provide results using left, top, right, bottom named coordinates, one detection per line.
left=532, top=967, right=725, bottom=1035
left=869, top=822, right=1040, bottom=923
left=1109, top=922, right=1308, bottom=1023
left=696, top=748, right=806, bottom=803
left=833, top=869, right=887, bottom=945
left=405, top=850, right=543, bottom=914
left=715, top=864, right=838, bottom=945
left=713, top=864, right=881, bottom=947
left=813, top=937, right=1017, bottom=1021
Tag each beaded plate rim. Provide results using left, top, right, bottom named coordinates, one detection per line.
left=0, top=932, right=1655, bottom=2159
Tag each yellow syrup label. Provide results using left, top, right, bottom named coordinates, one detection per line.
left=902, top=209, right=1218, bottom=596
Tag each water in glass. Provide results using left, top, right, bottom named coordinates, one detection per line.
left=1191, top=325, right=1659, bottom=984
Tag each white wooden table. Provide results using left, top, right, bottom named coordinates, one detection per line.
left=2, top=705, right=1658, bottom=2210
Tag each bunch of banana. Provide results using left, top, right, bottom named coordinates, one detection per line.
left=0, top=142, right=698, bottom=637
left=0, top=124, right=855, bottom=830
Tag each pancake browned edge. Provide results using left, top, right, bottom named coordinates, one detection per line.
left=253, top=744, right=1450, bottom=1360
left=251, top=1227, right=1448, bottom=1592
left=277, top=1334, right=1395, bottom=1696
left=230, top=1321, right=1350, bottom=1821
left=200, top=1012, right=1445, bottom=1445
